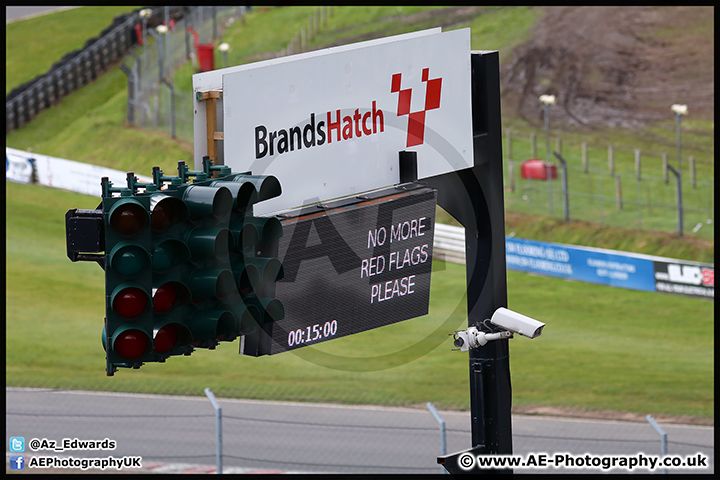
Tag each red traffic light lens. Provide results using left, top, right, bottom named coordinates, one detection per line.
left=151, top=197, right=187, bottom=230
left=152, top=203, right=175, bottom=230
left=113, top=287, right=148, bottom=317
left=114, top=329, right=149, bottom=359
left=111, top=203, right=146, bottom=235
left=153, top=283, right=177, bottom=312
left=154, top=324, right=179, bottom=353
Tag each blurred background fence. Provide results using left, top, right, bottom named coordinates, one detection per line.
left=503, top=132, right=714, bottom=240
left=5, top=8, right=183, bottom=133
left=120, top=6, right=331, bottom=143
left=121, top=6, right=241, bottom=143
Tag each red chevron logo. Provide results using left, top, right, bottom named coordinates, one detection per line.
left=390, top=68, right=442, bottom=148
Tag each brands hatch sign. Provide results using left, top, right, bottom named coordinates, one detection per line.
left=193, top=28, right=473, bottom=216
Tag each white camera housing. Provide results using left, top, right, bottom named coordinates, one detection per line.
left=452, top=327, right=512, bottom=352
left=490, top=307, right=545, bottom=339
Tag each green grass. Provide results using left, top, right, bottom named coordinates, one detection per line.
left=5, top=180, right=714, bottom=419
left=6, top=7, right=141, bottom=94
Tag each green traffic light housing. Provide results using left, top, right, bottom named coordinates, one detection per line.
left=66, top=156, right=284, bottom=375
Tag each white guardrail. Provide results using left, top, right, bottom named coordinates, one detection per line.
left=432, top=223, right=466, bottom=264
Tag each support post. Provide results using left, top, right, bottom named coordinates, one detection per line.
left=646, top=415, right=668, bottom=475
left=205, top=388, right=223, bottom=474
left=427, top=403, right=447, bottom=474
left=553, top=152, right=569, bottom=221
left=399, top=150, right=418, bottom=183
left=119, top=64, right=135, bottom=125
left=543, top=104, right=552, bottom=215
left=689, top=156, right=696, bottom=189
left=432, top=50, right=512, bottom=475
left=667, top=165, right=683, bottom=237
left=197, top=90, right=222, bottom=163
left=161, top=78, right=176, bottom=139
left=530, top=132, right=536, bottom=158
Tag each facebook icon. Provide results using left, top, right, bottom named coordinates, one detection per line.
left=10, top=455, right=25, bottom=470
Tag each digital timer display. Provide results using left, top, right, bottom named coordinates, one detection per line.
left=265, top=185, right=437, bottom=355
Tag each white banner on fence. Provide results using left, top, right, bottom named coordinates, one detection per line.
left=6, top=149, right=35, bottom=183
left=6, top=147, right=151, bottom=197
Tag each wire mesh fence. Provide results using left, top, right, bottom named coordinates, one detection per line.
left=122, top=7, right=241, bottom=143
left=503, top=133, right=714, bottom=240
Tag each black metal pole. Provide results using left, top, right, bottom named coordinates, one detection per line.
left=429, top=51, right=512, bottom=474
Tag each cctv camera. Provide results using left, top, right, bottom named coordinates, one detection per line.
left=490, top=307, right=545, bottom=339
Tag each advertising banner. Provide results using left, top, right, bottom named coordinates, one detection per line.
left=505, top=236, right=713, bottom=300
left=653, top=260, right=714, bottom=299
left=6, top=149, right=35, bottom=184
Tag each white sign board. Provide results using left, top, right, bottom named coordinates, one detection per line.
left=205, top=28, right=473, bottom=215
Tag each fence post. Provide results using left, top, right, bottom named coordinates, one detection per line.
left=555, top=136, right=562, bottom=156
left=426, top=403, right=447, bottom=475
left=667, top=165, right=683, bottom=237
left=662, top=153, right=668, bottom=184
left=553, top=152, right=569, bottom=221
left=608, top=144, right=614, bottom=176
left=615, top=174, right=622, bottom=210
left=636, top=174, right=642, bottom=228
left=635, top=149, right=641, bottom=181
left=120, top=64, right=135, bottom=125
left=506, top=131, right=515, bottom=192
left=531, top=132, right=537, bottom=158
left=646, top=415, right=668, bottom=475
left=204, top=388, right=223, bottom=474
left=689, top=156, right=696, bottom=189
left=163, top=79, right=176, bottom=139
left=506, top=130, right=512, bottom=161
left=508, top=159, right=515, bottom=193
left=582, top=141, right=588, bottom=173
left=599, top=172, right=605, bottom=224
